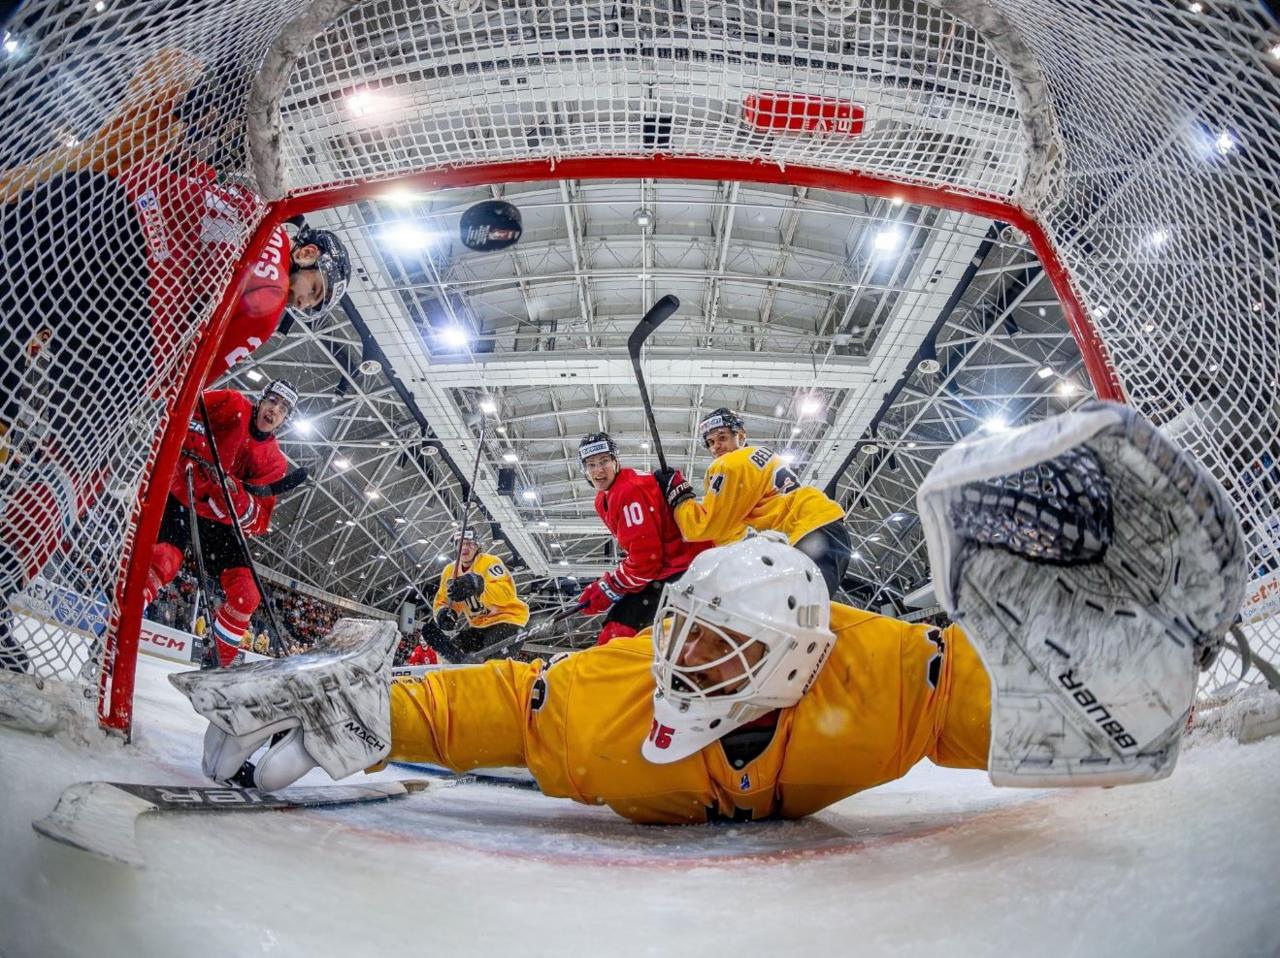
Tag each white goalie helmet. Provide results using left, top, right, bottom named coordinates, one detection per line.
left=642, top=531, right=835, bottom=765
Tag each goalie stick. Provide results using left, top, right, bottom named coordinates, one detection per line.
left=626, top=294, right=681, bottom=471
left=33, top=779, right=430, bottom=867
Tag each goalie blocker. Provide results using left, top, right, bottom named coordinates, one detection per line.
left=918, top=400, right=1246, bottom=787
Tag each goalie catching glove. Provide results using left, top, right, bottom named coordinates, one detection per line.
left=169, top=619, right=398, bottom=792
left=918, top=400, right=1246, bottom=788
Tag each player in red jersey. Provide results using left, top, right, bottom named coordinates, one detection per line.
left=0, top=51, right=346, bottom=671
left=406, top=635, right=439, bottom=666
left=575, top=433, right=712, bottom=645
left=139, top=382, right=293, bottom=667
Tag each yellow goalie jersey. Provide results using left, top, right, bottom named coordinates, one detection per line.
left=385, top=604, right=992, bottom=824
left=673, top=445, right=845, bottom=546
left=433, top=553, right=529, bottom=629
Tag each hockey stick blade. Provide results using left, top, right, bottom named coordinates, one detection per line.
left=33, top=779, right=429, bottom=867
left=626, top=294, right=680, bottom=356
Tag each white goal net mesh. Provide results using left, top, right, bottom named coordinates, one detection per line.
left=0, top=0, right=1276, bottom=731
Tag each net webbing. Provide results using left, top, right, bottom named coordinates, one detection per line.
left=1, top=0, right=1276, bottom=731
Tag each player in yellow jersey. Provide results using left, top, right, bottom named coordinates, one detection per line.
left=174, top=403, right=1249, bottom=823
left=653, top=407, right=852, bottom=596
left=431, top=529, right=529, bottom=662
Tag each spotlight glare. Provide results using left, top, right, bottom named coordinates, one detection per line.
left=873, top=229, right=902, bottom=252
left=440, top=326, right=470, bottom=348
left=983, top=415, right=1009, bottom=433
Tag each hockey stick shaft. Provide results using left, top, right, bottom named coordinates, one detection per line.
left=626, top=294, right=680, bottom=472
left=183, top=464, right=220, bottom=669
left=196, top=398, right=288, bottom=656
left=463, top=604, right=580, bottom=664
left=453, top=416, right=489, bottom=574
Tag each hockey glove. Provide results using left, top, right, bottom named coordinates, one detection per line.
left=653, top=467, right=694, bottom=511
left=435, top=608, right=461, bottom=632
left=578, top=576, right=623, bottom=615
left=446, top=571, right=484, bottom=602
left=205, top=476, right=257, bottom=527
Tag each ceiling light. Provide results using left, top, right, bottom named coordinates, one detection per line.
left=1037, top=366, right=1054, bottom=379
left=343, top=519, right=355, bottom=526
left=329, top=559, right=336, bottom=565
left=503, top=452, right=518, bottom=463
left=417, top=538, right=428, bottom=544
left=437, top=554, right=448, bottom=562
left=640, top=441, right=649, bottom=450
left=890, top=196, right=904, bottom=206
left=867, top=535, right=881, bottom=542
left=3, top=36, right=20, bottom=56
left=800, top=397, right=823, bottom=416
left=1188, top=1, right=1203, bottom=11
left=245, top=369, right=264, bottom=383
left=379, top=440, right=390, bottom=448
left=480, top=399, right=498, bottom=414
left=983, top=415, right=1009, bottom=433
left=551, top=542, right=562, bottom=549
left=521, top=489, right=538, bottom=501
left=862, top=443, right=880, bottom=455
left=873, top=229, right=901, bottom=252
left=633, top=208, right=654, bottom=228
left=440, top=326, right=470, bottom=348
left=1149, top=229, right=1170, bottom=246
left=395, top=516, right=406, bottom=524
left=1037, top=307, right=1047, bottom=317
left=334, top=457, right=350, bottom=469
left=496, top=426, right=507, bottom=434
left=852, top=551, right=863, bottom=560
left=1057, top=380, right=1080, bottom=397
left=1270, top=42, right=1280, bottom=61
left=1214, top=131, right=1237, bottom=155
left=538, top=521, right=549, bottom=527
left=780, top=451, right=797, bottom=465
left=95, top=1, right=106, bottom=10
left=294, top=418, right=313, bottom=434
left=906, top=441, right=918, bottom=449
left=366, top=488, right=381, bottom=499
left=558, top=560, right=569, bottom=567
left=1142, top=322, right=1157, bottom=333
left=382, top=222, right=435, bottom=251
left=890, top=513, right=904, bottom=522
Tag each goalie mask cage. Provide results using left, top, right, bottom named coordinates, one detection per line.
left=0, top=0, right=1276, bottom=736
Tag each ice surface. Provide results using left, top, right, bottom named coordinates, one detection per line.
left=2, top=651, right=1278, bottom=958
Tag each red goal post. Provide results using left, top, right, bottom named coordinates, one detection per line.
left=1, top=0, right=1275, bottom=736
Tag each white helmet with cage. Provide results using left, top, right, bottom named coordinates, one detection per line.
left=642, top=531, right=835, bottom=765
